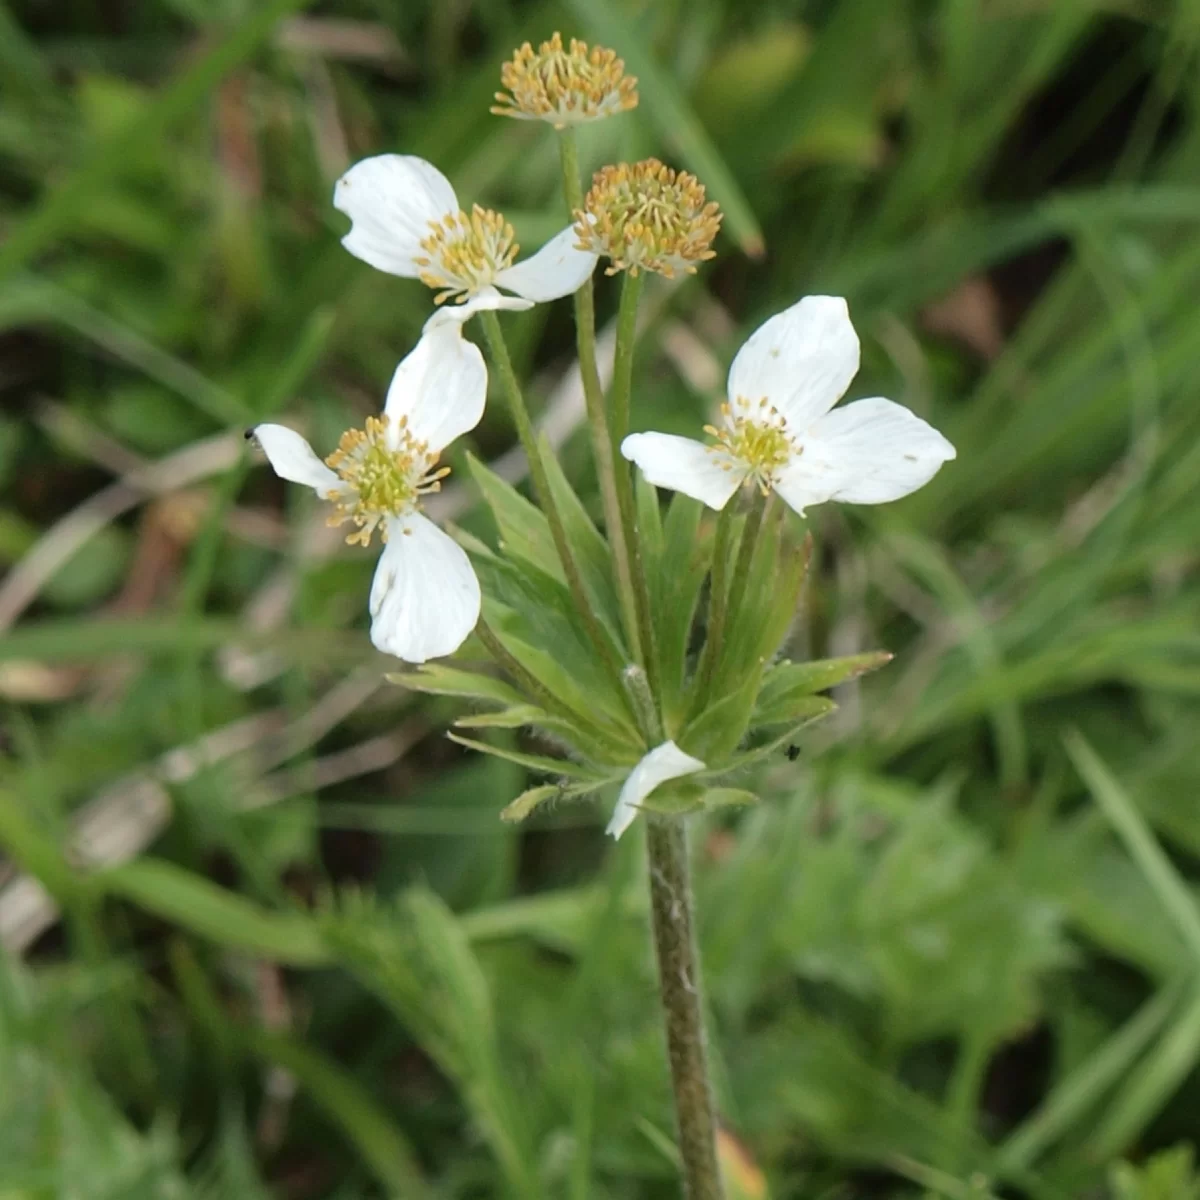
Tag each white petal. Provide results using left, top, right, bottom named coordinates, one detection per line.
left=383, top=325, right=487, bottom=454
left=494, top=225, right=598, bottom=303
left=334, top=155, right=458, bottom=277
left=621, top=432, right=747, bottom=511
left=422, top=286, right=534, bottom=333
left=369, top=514, right=481, bottom=663
left=606, top=741, right=707, bottom=840
left=727, top=296, right=860, bottom=431
left=775, top=397, right=956, bottom=514
left=251, top=424, right=338, bottom=495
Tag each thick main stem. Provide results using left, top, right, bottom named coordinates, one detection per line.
left=478, top=310, right=626, bottom=689
left=646, top=819, right=724, bottom=1200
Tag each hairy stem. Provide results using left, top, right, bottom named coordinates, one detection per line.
left=557, top=128, right=644, bottom=666
left=646, top=818, right=724, bottom=1200
left=477, top=310, right=626, bottom=689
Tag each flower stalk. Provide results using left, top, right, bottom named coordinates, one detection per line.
left=646, top=818, right=725, bottom=1200
left=558, top=129, right=645, bottom=668
left=607, top=269, right=660, bottom=705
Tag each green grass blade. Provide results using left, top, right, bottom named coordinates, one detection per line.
left=248, top=1032, right=433, bottom=1199
left=996, top=978, right=1185, bottom=1171
left=1065, top=731, right=1200, bottom=965
left=97, top=859, right=330, bottom=966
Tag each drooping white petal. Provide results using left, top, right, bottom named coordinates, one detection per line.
left=494, top=225, right=598, bottom=302
left=368, top=514, right=481, bottom=663
left=621, top=432, right=747, bottom=511
left=251, top=424, right=339, bottom=495
left=606, top=741, right=707, bottom=840
left=774, top=397, right=956, bottom=515
left=727, top=296, right=860, bottom=432
left=422, top=286, right=535, bottom=333
left=383, top=325, right=487, bottom=454
left=334, top=155, right=458, bottom=277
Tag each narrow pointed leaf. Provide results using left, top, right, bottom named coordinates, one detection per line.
left=467, top=451, right=559, bottom=579
left=448, top=733, right=606, bottom=781
left=704, top=788, right=760, bottom=810
left=500, top=785, right=562, bottom=823
left=454, top=705, right=549, bottom=730
left=754, top=650, right=893, bottom=724
left=704, top=699, right=837, bottom=779
left=388, top=663, right=527, bottom=707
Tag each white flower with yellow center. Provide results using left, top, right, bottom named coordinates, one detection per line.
left=334, top=154, right=598, bottom=330
left=621, top=296, right=956, bottom=514
left=606, top=741, right=706, bottom=840
left=250, top=326, right=485, bottom=664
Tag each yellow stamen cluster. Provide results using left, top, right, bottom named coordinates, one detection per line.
left=574, top=159, right=723, bottom=278
left=492, top=32, right=638, bottom=128
left=324, top=415, right=449, bottom=546
left=705, top=397, right=796, bottom=494
left=413, top=205, right=518, bottom=304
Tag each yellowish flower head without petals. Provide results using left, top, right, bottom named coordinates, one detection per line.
left=575, top=159, right=723, bottom=278
left=492, top=32, right=638, bottom=128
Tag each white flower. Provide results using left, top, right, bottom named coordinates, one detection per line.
left=250, top=325, right=485, bottom=664
left=334, top=154, right=598, bottom=330
left=606, top=741, right=706, bottom=840
left=621, top=296, right=956, bottom=514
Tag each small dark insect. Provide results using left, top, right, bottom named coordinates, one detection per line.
left=785, top=744, right=801, bottom=762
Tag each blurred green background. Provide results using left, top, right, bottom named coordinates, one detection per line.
left=4, top=0, right=1200, bottom=1196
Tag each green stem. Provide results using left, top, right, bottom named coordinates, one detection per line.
left=621, top=664, right=663, bottom=744
left=645, top=818, right=725, bottom=1200
left=947, top=1029, right=992, bottom=1155
left=610, top=269, right=644, bottom=447
left=477, top=310, right=626, bottom=689
left=607, top=270, right=659, bottom=712
left=557, top=129, right=644, bottom=666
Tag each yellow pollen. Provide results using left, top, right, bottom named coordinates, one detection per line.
left=492, top=32, right=638, bottom=128
left=574, top=158, right=723, bottom=278
left=704, top=397, right=796, bottom=495
left=412, top=205, right=518, bottom=304
left=323, top=415, right=449, bottom=546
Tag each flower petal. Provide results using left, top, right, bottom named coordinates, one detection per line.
left=606, top=741, right=707, bottom=840
left=774, top=397, right=956, bottom=515
left=422, top=286, right=534, bottom=333
left=621, top=432, right=747, bottom=511
left=727, top=295, right=860, bottom=431
left=494, top=225, right=598, bottom=302
left=383, top=325, right=487, bottom=454
left=334, top=154, right=458, bottom=277
left=369, top=514, right=481, bottom=663
left=251, top=424, right=338, bottom=495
